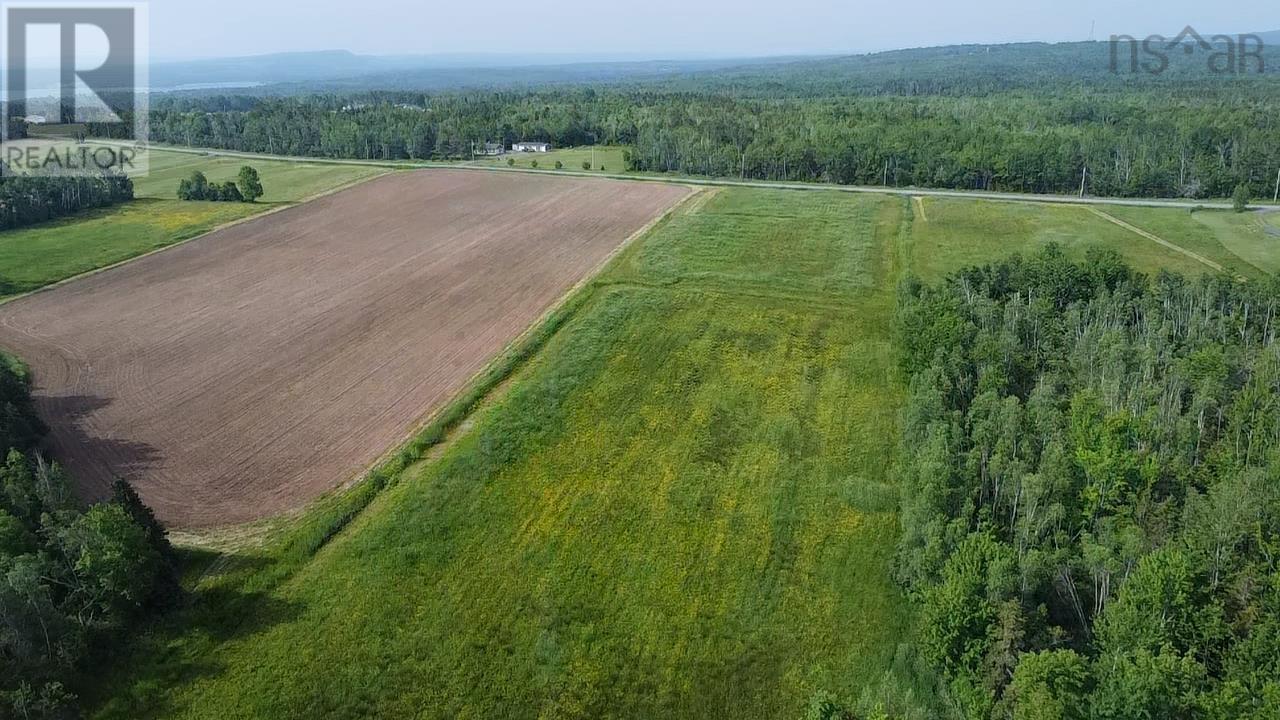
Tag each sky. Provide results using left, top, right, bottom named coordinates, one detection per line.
left=147, top=0, right=1280, bottom=61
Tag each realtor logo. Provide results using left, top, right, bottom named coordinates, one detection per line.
left=1110, top=26, right=1265, bottom=75
left=1, top=1, right=148, bottom=176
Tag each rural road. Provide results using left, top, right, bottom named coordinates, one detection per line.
left=106, top=140, right=1263, bottom=212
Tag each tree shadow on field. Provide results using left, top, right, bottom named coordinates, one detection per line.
left=35, top=393, right=163, bottom=501
left=85, top=549, right=309, bottom=719
left=33, top=394, right=307, bottom=717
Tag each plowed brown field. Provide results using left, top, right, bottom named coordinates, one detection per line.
left=0, top=169, right=689, bottom=527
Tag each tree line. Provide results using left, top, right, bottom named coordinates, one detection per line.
left=114, top=37, right=1280, bottom=202
left=0, top=355, right=179, bottom=719
left=889, top=247, right=1280, bottom=718
left=0, top=172, right=133, bottom=232
left=123, top=83, right=1280, bottom=200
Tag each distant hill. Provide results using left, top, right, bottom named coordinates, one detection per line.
left=148, top=50, right=813, bottom=91
left=661, top=39, right=1280, bottom=98
left=150, top=37, right=1280, bottom=97
left=1250, top=29, right=1280, bottom=45
left=151, top=50, right=436, bottom=88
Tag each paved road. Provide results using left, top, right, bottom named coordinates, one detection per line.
left=114, top=140, right=1262, bottom=211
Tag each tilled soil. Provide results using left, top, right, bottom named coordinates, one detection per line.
left=0, top=169, right=689, bottom=527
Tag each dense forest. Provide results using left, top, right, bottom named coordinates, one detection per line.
left=112, top=41, right=1280, bottom=198
left=0, top=172, right=134, bottom=232
left=0, top=356, right=179, bottom=719
left=132, top=87, right=1280, bottom=199
left=891, top=248, right=1280, bottom=718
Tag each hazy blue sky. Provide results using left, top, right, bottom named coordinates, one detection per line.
left=150, top=0, right=1279, bottom=60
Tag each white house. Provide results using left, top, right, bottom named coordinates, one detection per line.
left=512, top=141, right=551, bottom=153
left=22, top=115, right=47, bottom=124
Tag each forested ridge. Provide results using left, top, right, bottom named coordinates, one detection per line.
left=118, top=41, right=1280, bottom=198
left=892, top=248, right=1280, bottom=719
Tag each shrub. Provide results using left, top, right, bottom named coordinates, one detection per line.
left=554, top=160, right=563, bottom=169
left=214, top=181, right=243, bottom=202
left=507, top=158, right=515, bottom=167
left=1232, top=184, right=1251, bottom=213
left=176, top=170, right=209, bottom=200
left=582, top=160, right=592, bottom=171
left=530, top=160, right=538, bottom=169
left=237, top=166, right=263, bottom=202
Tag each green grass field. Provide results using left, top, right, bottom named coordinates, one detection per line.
left=1094, top=206, right=1280, bottom=280
left=132, top=149, right=386, bottom=202
left=476, top=145, right=628, bottom=172
left=0, top=201, right=261, bottom=297
left=87, top=188, right=1271, bottom=719
left=0, top=148, right=385, bottom=298
left=903, top=197, right=1220, bottom=282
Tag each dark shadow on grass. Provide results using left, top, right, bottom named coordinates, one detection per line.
left=0, top=197, right=147, bottom=237
left=79, top=549, right=307, bottom=719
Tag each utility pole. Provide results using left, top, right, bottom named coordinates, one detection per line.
left=1273, top=167, right=1279, bottom=203
left=1080, top=164, right=1088, bottom=198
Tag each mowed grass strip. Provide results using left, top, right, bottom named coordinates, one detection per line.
left=92, top=189, right=923, bottom=720
left=0, top=149, right=386, bottom=298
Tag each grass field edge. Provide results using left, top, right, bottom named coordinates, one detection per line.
left=0, top=168, right=392, bottom=307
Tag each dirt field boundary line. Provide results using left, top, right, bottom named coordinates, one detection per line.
left=0, top=170, right=391, bottom=308
left=1087, top=207, right=1228, bottom=276
left=331, top=182, right=704, bottom=489
left=349, top=184, right=704, bottom=490
left=176, top=184, right=704, bottom=550
left=913, top=196, right=929, bottom=223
